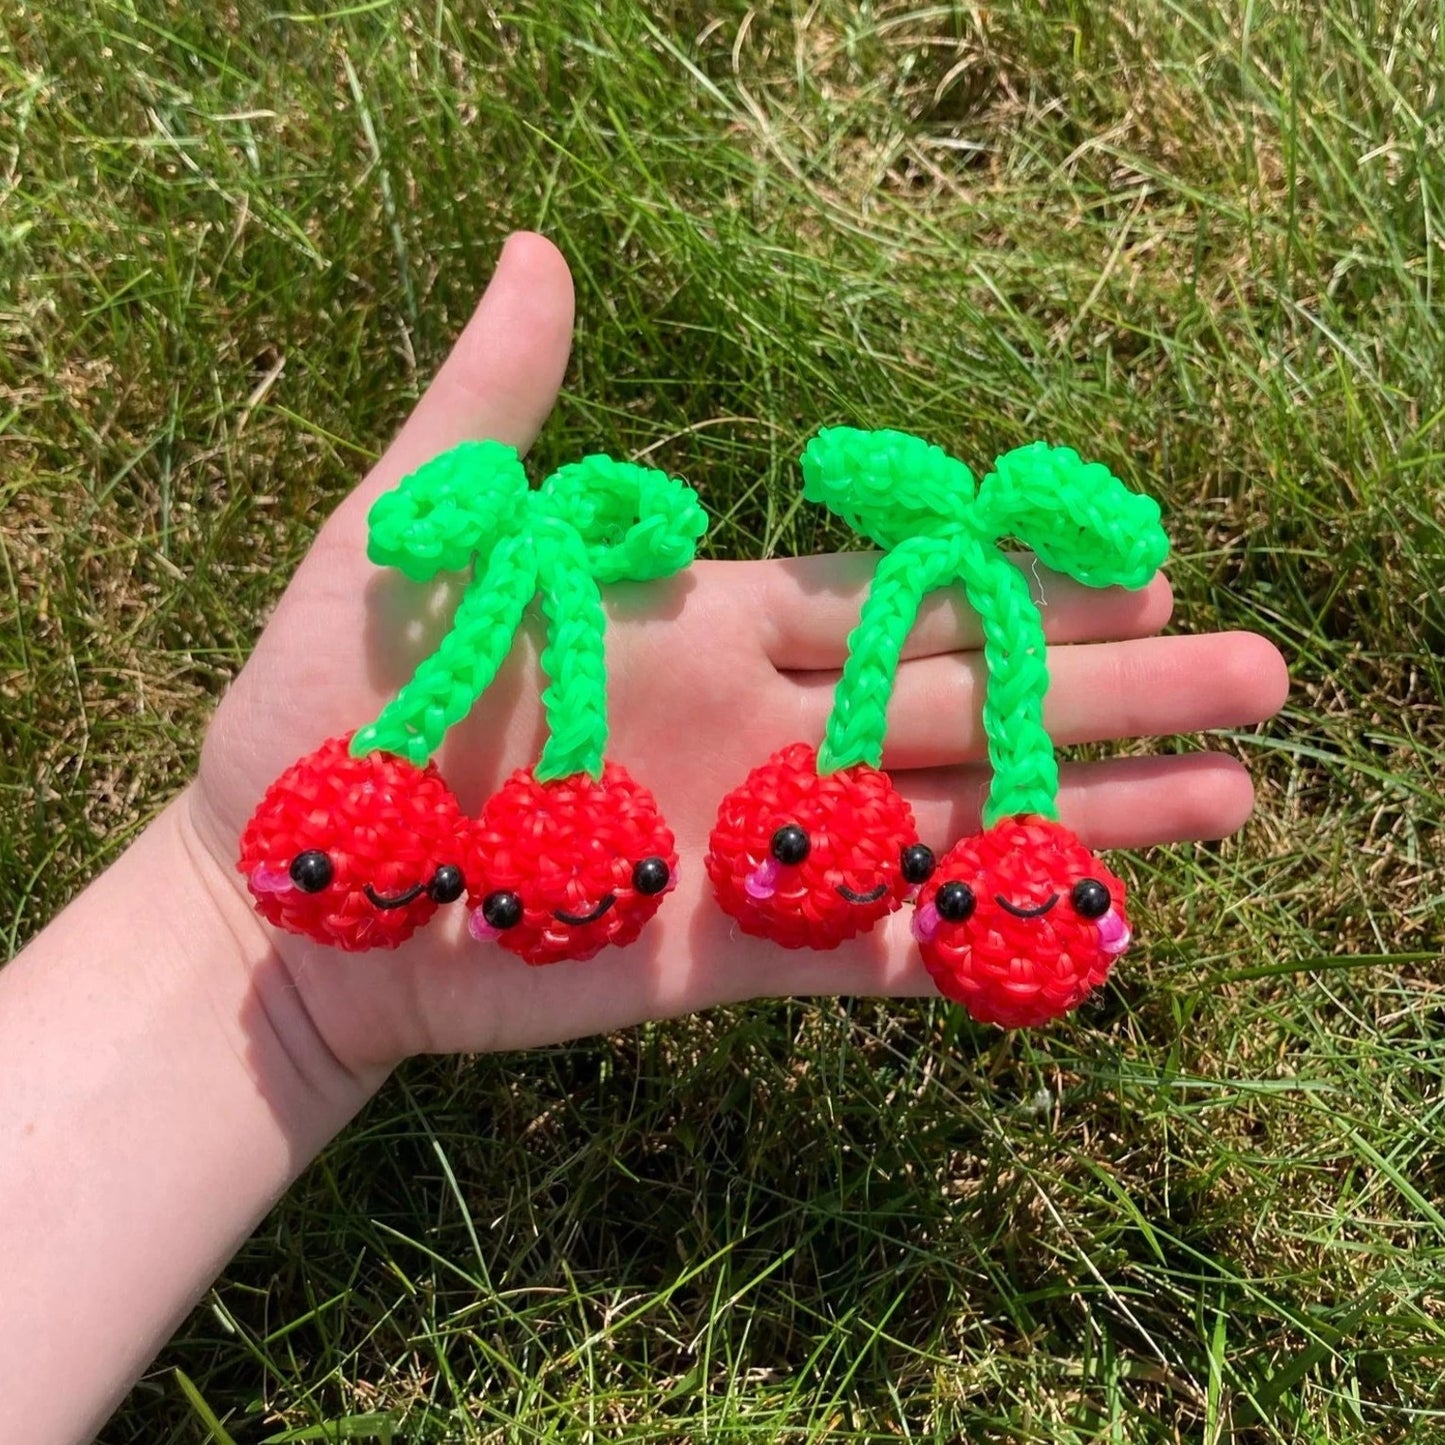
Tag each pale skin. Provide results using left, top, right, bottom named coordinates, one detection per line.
left=0, top=233, right=1289, bottom=1442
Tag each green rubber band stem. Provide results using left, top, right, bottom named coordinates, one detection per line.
left=802, top=426, right=1168, bottom=823
left=351, top=531, right=537, bottom=766
left=961, top=439, right=1167, bottom=823
left=525, top=453, right=706, bottom=780
left=353, top=444, right=705, bottom=779
left=950, top=533, right=1060, bottom=825
left=818, top=534, right=968, bottom=773
left=531, top=514, right=610, bottom=782
left=817, top=525, right=1061, bottom=820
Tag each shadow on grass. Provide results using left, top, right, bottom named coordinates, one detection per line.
left=208, top=996, right=1251, bottom=1436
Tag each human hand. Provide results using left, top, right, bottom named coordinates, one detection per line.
left=189, top=232, right=1288, bottom=1075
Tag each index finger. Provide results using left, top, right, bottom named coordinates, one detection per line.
left=753, top=550, right=1175, bottom=671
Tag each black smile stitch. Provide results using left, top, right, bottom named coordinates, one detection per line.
left=837, top=882, right=889, bottom=904
left=364, top=882, right=426, bottom=910
left=554, top=893, right=617, bottom=926
left=995, top=891, right=1060, bottom=920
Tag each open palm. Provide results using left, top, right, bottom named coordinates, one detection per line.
left=189, top=233, right=1288, bottom=1074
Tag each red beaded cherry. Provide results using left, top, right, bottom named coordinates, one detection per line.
left=912, top=816, right=1131, bottom=1028
left=706, top=742, right=926, bottom=950
left=238, top=733, right=469, bottom=951
left=464, top=761, right=677, bottom=965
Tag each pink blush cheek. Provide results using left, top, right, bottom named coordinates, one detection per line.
left=468, top=910, right=502, bottom=943
left=1096, top=908, right=1132, bottom=957
left=912, top=901, right=940, bottom=944
left=745, top=858, right=782, bottom=901
left=250, top=865, right=296, bottom=897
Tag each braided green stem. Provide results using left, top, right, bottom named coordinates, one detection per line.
left=820, top=525, right=1061, bottom=820
left=819, top=534, right=967, bottom=773
left=805, top=428, right=1166, bottom=822
left=352, top=531, right=537, bottom=766
left=354, top=443, right=705, bottom=777
left=531, top=515, right=610, bottom=781
left=951, top=534, right=1059, bottom=825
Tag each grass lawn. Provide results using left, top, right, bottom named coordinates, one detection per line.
left=4, top=1, right=1445, bottom=1440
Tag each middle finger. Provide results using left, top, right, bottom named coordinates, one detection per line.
left=782, top=630, right=1289, bottom=770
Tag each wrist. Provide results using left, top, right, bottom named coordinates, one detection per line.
left=0, top=789, right=385, bottom=1442
left=157, top=789, right=391, bottom=1129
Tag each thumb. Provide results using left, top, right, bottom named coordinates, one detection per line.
left=373, top=230, right=576, bottom=483
left=333, top=230, right=575, bottom=538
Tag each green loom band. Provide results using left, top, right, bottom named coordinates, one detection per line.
left=534, top=453, right=709, bottom=583
left=805, top=427, right=981, bottom=773
left=366, top=438, right=530, bottom=581
left=351, top=529, right=538, bottom=764
left=531, top=512, right=610, bottom=781
left=976, top=441, right=1167, bottom=591
left=527, top=454, right=708, bottom=781
left=354, top=444, right=708, bottom=774
left=818, top=533, right=967, bottom=773
left=801, top=426, right=976, bottom=550
left=803, top=426, right=1168, bottom=818
left=355, top=438, right=537, bottom=762
left=815, top=528, right=1061, bottom=818
left=815, top=524, right=1061, bottom=816
left=964, top=440, right=1167, bottom=819
left=949, top=533, right=1060, bottom=825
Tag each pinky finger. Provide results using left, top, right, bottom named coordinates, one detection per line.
left=903, top=750, right=1258, bottom=853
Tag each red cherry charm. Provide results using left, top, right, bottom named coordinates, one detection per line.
left=465, top=762, right=677, bottom=965
left=706, top=742, right=925, bottom=950
left=238, top=734, right=468, bottom=951
left=912, top=816, right=1130, bottom=1028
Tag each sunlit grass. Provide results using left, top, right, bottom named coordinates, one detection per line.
left=3, top=1, right=1443, bottom=1440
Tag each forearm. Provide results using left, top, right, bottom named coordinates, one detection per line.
left=0, top=793, right=385, bottom=1444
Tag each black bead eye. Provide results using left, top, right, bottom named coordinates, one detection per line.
left=1071, top=878, right=1111, bottom=919
left=901, top=844, right=936, bottom=885
left=289, top=850, right=333, bottom=893
left=481, top=890, right=523, bottom=930
left=632, top=856, right=670, bottom=895
left=482, top=884, right=528, bottom=930
left=428, top=864, right=464, bottom=904
left=935, top=881, right=976, bottom=923
left=770, top=824, right=810, bottom=866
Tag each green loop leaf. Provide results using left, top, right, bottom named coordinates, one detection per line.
left=533, top=454, right=707, bottom=583
left=366, top=439, right=530, bottom=582
left=976, top=442, right=1168, bottom=590
left=801, top=426, right=975, bottom=549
